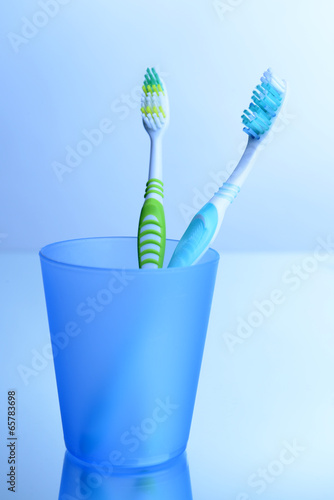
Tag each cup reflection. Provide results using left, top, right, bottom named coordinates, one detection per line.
left=58, top=450, right=193, bottom=500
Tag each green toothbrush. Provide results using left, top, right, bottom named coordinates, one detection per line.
left=138, top=68, right=169, bottom=269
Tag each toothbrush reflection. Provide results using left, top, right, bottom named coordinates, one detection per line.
left=58, top=450, right=193, bottom=500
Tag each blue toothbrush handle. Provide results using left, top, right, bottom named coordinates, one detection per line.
left=168, top=203, right=219, bottom=268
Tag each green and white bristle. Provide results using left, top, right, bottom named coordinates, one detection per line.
left=141, top=68, right=168, bottom=131
left=242, top=68, right=286, bottom=140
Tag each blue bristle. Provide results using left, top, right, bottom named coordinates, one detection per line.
left=242, top=69, right=285, bottom=139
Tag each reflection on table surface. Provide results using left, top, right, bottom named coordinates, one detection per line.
left=58, top=451, right=193, bottom=500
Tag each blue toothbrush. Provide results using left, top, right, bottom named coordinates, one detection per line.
left=168, top=68, right=287, bottom=268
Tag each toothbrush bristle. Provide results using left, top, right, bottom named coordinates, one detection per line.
left=242, top=68, right=286, bottom=139
left=141, top=68, right=168, bottom=130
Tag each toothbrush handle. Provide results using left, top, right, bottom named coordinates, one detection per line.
left=168, top=182, right=241, bottom=268
left=138, top=187, right=166, bottom=269
left=168, top=203, right=220, bottom=268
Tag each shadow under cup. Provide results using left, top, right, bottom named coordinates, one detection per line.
left=39, top=237, right=219, bottom=468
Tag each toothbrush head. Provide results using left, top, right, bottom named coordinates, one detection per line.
left=141, top=68, right=169, bottom=135
left=241, top=68, right=287, bottom=140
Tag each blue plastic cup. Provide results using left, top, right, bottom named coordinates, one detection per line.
left=39, top=237, right=219, bottom=468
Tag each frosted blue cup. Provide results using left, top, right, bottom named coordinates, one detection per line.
left=39, top=237, right=219, bottom=468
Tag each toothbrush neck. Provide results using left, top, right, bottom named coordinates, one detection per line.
left=149, top=136, right=163, bottom=181
left=227, top=137, right=260, bottom=188
left=209, top=138, right=260, bottom=213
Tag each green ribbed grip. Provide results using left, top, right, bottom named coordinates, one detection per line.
left=137, top=196, right=166, bottom=269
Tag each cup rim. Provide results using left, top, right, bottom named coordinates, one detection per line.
left=39, top=236, right=220, bottom=273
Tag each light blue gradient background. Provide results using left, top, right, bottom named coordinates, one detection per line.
left=1, top=0, right=333, bottom=252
